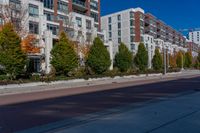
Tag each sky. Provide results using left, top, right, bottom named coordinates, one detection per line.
left=101, top=0, right=200, bottom=32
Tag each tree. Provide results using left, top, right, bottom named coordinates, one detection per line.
left=51, top=32, right=78, bottom=75
left=152, top=48, right=163, bottom=71
left=197, top=51, right=200, bottom=63
left=21, top=34, right=40, bottom=54
left=176, top=51, right=183, bottom=68
left=0, top=2, right=29, bottom=38
left=0, top=23, right=27, bottom=79
left=184, top=51, right=192, bottom=68
left=169, top=54, right=177, bottom=68
left=194, top=51, right=200, bottom=69
left=115, top=43, right=133, bottom=72
left=134, top=43, right=148, bottom=71
left=87, top=37, right=111, bottom=74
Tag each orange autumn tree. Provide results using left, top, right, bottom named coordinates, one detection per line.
left=21, top=34, right=40, bottom=54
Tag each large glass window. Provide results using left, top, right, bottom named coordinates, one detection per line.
left=131, top=44, right=135, bottom=50
left=90, top=0, right=98, bottom=10
left=44, top=11, right=54, bottom=21
left=47, top=24, right=59, bottom=35
left=29, top=4, right=39, bottom=17
left=91, top=12, right=98, bottom=22
left=117, top=15, right=121, bottom=21
left=130, top=36, right=135, bottom=42
left=44, top=0, right=54, bottom=9
left=130, top=11, right=134, bottom=19
left=130, top=20, right=135, bottom=26
left=76, top=17, right=82, bottom=27
left=58, top=15, right=68, bottom=25
left=29, top=21, right=39, bottom=34
left=130, top=27, right=135, bottom=34
left=118, top=22, right=121, bottom=29
left=58, top=0, right=68, bottom=13
left=86, top=20, right=91, bottom=29
left=9, top=0, right=21, bottom=10
left=109, top=25, right=112, bottom=31
left=108, top=17, right=112, bottom=23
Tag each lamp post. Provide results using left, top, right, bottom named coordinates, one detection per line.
left=163, top=46, right=167, bottom=75
left=181, top=53, right=184, bottom=71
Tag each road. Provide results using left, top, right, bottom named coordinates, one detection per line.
left=0, top=75, right=199, bottom=133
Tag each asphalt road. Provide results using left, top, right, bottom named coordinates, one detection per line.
left=0, top=76, right=200, bottom=133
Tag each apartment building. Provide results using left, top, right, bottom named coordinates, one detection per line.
left=189, top=30, right=200, bottom=46
left=101, top=8, right=145, bottom=56
left=101, top=8, right=187, bottom=68
left=0, top=0, right=113, bottom=73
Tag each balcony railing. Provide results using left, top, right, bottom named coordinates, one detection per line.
left=72, top=0, right=86, bottom=7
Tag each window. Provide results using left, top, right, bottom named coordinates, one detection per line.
left=44, top=11, right=54, bottom=21
left=118, top=22, right=121, bottom=29
left=140, top=14, right=144, bottom=19
left=108, top=17, right=112, bottom=23
left=86, top=20, right=91, bottom=29
left=29, top=21, right=39, bottom=34
left=91, top=12, right=98, bottom=22
left=131, top=44, right=135, bottom=50
left=130, top=27, right=135, bottom=34
left=109, top=25, right=112, bottom=31
left=44, top=0, right=54, bottom=9
left=130, top=36, right=135, bottom=42
left=9, top=0, right=21, bottom=10
left=130, top=20, right=134, bottom=26
left=58, top=0, right=68, bottom=13
left=109, top=32, right=112, bottom=38
left=140, top=20, right=144, bottom=27
left=117, top=15, right=121, bottom=21
left=130, top=11, right=134, bottom=19
left=29, top=4, right=39, bottom=17
left=47, top=24, right=59, bottom=35
left=58, top=15, right=69, bottom=25
left=118, top=38, right=121, bottom=44
left=118, top=30, right=121, bottom=36
left=76, top=17, right=82, bottom=27
left=90, top=0, right=98, bottom=10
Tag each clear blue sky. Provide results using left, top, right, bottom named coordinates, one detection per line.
left=101, top=0, right=200, bottom=31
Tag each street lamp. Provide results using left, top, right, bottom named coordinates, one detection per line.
left=163, top=46, right=167, bottom=75
left=181, top=53, right=184, bottom=71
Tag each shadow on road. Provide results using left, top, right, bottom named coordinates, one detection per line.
left=0, top=76, right=199, bottom=133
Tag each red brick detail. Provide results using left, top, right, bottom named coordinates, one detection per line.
left=98, top=0, right=101, bottom=31
left=86, top=0, right=91, bottom=16
left=54, top=0, right=58, bottom=21
left=68, top=0, right=73, bottom=13
left=135, top=11, right=142, bottom=42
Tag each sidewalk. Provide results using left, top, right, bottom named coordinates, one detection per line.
left=0, top=70, right=199, bottom=96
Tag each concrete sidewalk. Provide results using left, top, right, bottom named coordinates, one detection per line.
left=0, top=70, right=199, bottom=96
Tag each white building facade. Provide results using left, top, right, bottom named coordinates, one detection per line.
left=0, top=0, right=113, bottom=73
left=189, top=30, right=200, bottom=46
left=101, top=8, right=188, bottom=69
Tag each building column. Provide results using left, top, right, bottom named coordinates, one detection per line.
left=44, top=30, right=53, bottom=74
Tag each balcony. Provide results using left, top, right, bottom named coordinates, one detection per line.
left=72, top=0, right=87, bottom=13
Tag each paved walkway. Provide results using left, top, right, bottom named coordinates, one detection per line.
left=53, top=91, right=200, bottom=133
left=0, top=70, right=199, bottom=96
